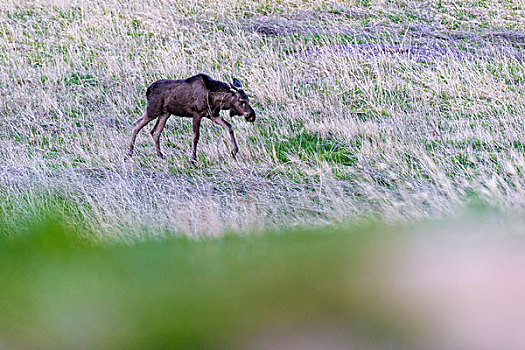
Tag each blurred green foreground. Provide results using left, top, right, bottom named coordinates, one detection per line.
left=0, top=212, right=380, bottom=350
left=2, top=207, right=525, bottom=350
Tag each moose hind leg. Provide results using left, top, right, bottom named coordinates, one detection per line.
left=150, top=113, right=170, bottom=159
left=128, top=112, right=155, bottom=156
left=212, top=116, right=238, bottom=159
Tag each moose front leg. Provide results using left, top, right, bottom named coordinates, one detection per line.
left=191, top=116, right=202, bottom=162
left=212, top=116, right=238, bottom=159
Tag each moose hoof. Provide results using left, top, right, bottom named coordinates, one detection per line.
left=157, top=152, right=165, bottom=159
left=190, top=155, right=197, bottom=163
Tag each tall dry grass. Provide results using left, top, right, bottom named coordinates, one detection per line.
left=1, top=0, right=524, bottom=238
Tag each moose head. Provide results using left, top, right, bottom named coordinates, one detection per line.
left=228, top=78, right=256, bottom=122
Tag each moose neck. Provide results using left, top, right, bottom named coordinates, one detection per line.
left=208, top=91, right=235, bottom=111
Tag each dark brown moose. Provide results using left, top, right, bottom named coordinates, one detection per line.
left=128, top=74, right=256, bottom=160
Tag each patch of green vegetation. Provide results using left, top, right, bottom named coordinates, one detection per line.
left=452, top=153, right=477, bottom=171
left=127, top=19, right=147, bottom=38
left=355, top=0, right=371, bottom=7
left=332, top=167, right=356, bottom=181
left=404, top=152, right=430, bottom=180
left=386, top=87, right=413, bottom=110
left=66, top=72, right=98, bottom=86
left=255, top=4, right=284, bottom=15
left=6, top=9, right=35, bottom=21
left=131, top=18, right=141, bottom=30
left=270, top=131, right=360, bottom=166
left=341, top=86, right=366, bottom=108
left=439, top=15, right=461, bottom=30
left=328, top=8, right=343, bottom=15
left=56, top=6, right=83, bottom=21
left=24, top=42, right=53, bottom=67
left=42, top=149, right=60, bottom=160
left=388, top=13, right=402, bottom=23
left=512, top=141, right=525, bottom=153
left=72, top=155, right=87, bottom=166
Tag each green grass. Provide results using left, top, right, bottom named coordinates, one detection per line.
left=271, top=131, right=360, bottom=166
left=66, top=72, right=98, bottom=86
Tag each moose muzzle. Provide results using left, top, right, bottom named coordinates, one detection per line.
left=245, top=111, right=256, bottom=123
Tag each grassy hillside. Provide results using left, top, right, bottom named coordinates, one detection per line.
left=1, top=0, right=525, bottom=238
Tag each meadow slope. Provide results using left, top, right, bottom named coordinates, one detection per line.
left=1, top=0, right=525, bottom=238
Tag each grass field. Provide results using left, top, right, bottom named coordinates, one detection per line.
left=1, top=0, right=525, bottom=238
left=1, top=1, right=525, bottom=348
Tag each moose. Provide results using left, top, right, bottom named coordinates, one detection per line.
left=128, top=74, right=256, bottom=161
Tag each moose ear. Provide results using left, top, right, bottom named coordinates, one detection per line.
left=232, top=78, right=242, bottom=88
